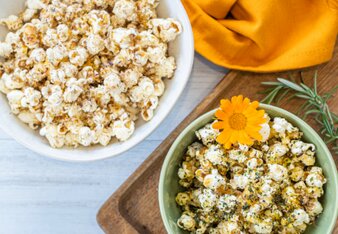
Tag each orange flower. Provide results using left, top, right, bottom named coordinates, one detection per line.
left=212, top=95, right=266, bottom=149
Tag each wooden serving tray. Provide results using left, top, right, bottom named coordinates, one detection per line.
left=97, top=45, right=338, bottom=233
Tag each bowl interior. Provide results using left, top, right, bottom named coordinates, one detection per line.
left=0, top=0, right=194, bottom=161
left=159, top=104, right=338, bottom=234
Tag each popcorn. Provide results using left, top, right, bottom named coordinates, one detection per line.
left=109, top=28, right=136, bottom=49
left=22, top=87, right=41, bottom=107
left=205, top=145, right=224, bottom=165
left=121, top=68, right=140, bottom=88
left=87, top=10, right=110, bottom=34
left=148, top=18, right=182, bottom=42
left=82, top=99, right=98, bottom=113
left=42, top=28, right=59, bottom=47
left=268, top=164, right=288, bottom=182
left=26, top=0, right=46, bottom=10
left=104, top=72, right=123, bottom=88
left=136, top=0, right=158, bottom=25
left=292, top=209, right=310, bottom=226
left=113, top=48, right=133, bottom=67
left=177, top=115, right=326, bottom=234
left=0, top=43, right=13, bottom=57
left=143, top=95, right=158, bottom=110
left=22, top=9, right=37, bottom=22
left=0, top=80, right=10, bottom=94
left=306, top=200, right=323, bottom=216
left=46, top=45, right=67, bottom=66
left=86, top=34, right=105, bottom=55
left=305, top=168, right=326, bottom=187
left=141, top=109, right=153, bottom=121
left=96, top=129, right=112, bottom=146
left=27, top=63, right=48, bottom=83
left=231, top=174, right=249, bottom=189
left=252, top=219, right=273, bottom=234
left=177, top=213, right=196, bottom=232
left=203, top=169, right=225, bottom=190
left=139, top=77, right=155, bottom=96
left=78, top=126, right=95, bottom=146
left=60, top=62, right=78, bottom=78
left=147, top=43, right=167, bottom=63
left=113, top=0, right=137, bottom=22
left=67, top=104, right=82, bottom=118
left=22, top=23, right=40, bottom=48
left=290, top=140, right=315, bottom=155
left=218, top=221, right=241, bottom=233
left=69, top=47, right=88, bottom=66
left=93, top=0, right=109, bottom=8
left=246, top=158, right=258, bottom=169
left=63, top=83, right=83, bottom=103
left=273, top=117, right=297, bottom=135
left=7, top=90, right=24, bottom=113
left=5, top=32, right=20, bottom=46
left=259, top=122, right=271, bottom=142
left=137, top=31, right=160, bottom=48
left=155, top=56, right=176, bottom=78
left=112, top=120, right=135, bottom=141
left=153, top=78, right=165, bottom=96
left=30, top=48, right=46, bottom=63
left=56, top=24, right=70, bottom=42
left=0, top=0, right=181, bottom=148
left=18, top=110, right=40, bottom=129
left=198, top=189, right=218, bottom=212
left=217, top=194, right=237, bottom=213
left=50, top=69, right=66, bottom=84
left=133, top=48, right=148, bottom=66
left=195, top=123, right=219, bottom=146
left=0, top=15, right=23, bottom=31
left=40, top=124, right=65, bottom=148
left=2, top=72, right=25, bottom=90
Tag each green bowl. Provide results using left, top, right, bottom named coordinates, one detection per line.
left=159, top=104, right=338, bottom=234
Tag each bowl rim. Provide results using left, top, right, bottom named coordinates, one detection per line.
left=159, top=104, right=338, bottom=233
left=0, top=0, right=195, bottom=162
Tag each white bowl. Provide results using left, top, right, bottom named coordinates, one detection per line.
left=0, top=0, right=194, bottom=162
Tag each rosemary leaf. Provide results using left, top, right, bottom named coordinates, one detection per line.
left=261, top=81, right=282, bottom=86
left=294, top=94, right=312, bottom=100
left=260, top=72, right=338, bottom=154
left=313, top=71, right=318, bottom=95
left=277, top=78, right=306, bottom=93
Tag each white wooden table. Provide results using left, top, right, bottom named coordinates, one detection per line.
left=0, top=54, right=227, bottom=234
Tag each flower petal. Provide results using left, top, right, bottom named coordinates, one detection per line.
left=237, top=131, right=254, bottom=145
left=250, top=101, right=259, bottom=109
left=215, top=109, right=231, bottom=121
left=216, top=130, right=232, bottom=144
left=220, top=100, right=234, bottom=114
left=212, top=121, right=225, bottom=130
left=246, top=127, right=263, bottom=141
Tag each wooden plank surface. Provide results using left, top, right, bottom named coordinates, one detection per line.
left=97, top=45, right=338, bottom=233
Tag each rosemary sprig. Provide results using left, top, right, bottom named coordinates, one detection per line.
left=261, top=72, right=338, bottom=154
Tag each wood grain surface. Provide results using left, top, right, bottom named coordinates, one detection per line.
left=97, top=44, right=338, bottom=234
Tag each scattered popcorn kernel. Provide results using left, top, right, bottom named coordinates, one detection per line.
left=0, top=42, right=13, bottom=57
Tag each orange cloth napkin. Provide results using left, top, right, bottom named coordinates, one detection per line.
left=181, top=0, right=338, bottom=72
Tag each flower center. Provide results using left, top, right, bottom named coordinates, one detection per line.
left=229, top=113, right=247, bottom=130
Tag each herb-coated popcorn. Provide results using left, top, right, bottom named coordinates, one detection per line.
left=176, top=116, right=326, bottom=234
left=0, top=0, right=181, bottom=148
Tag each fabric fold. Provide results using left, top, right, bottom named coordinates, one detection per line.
left=181, top=0, right=338, bottom=72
